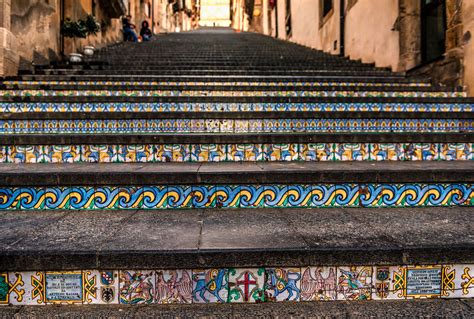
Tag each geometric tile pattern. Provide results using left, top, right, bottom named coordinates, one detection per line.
left=1, top=265, right=473, bottom=305
left=0, top=183, right=472, bottom=210
left=1, top=119, right=472, bottom=134
left=1, top=143, right=472, bottom=163
left=1, top=102, right=472, bottom=113
left=0, top=89, right=466, bottom=98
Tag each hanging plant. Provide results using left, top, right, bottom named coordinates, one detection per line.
left=84, top=14, right=101, bottom=36
left=60, top=18, right=88, bottom=38
left=60, top=15, right=101, bottom=38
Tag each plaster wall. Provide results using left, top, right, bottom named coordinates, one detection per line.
left=463, top=0, right=474, bottom=96
left=345, top=0, right=399, bottom=70
left=318, top=0, right=340, bottom=54
left=276, top=0, right=286, bottom=39
left=288, top=0, right=319, bottom=49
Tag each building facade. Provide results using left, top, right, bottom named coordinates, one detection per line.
left=0, top=0, right=198, bottom=76
left=242, top=0, right=474, bottom=95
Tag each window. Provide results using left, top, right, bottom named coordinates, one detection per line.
left=322, top=0, right=333, bottom=18
left=421, top=0, right=446, bottom=63
left=285, top=0, right=292, bottom=38
left=319, top=0, right=333, bottom=27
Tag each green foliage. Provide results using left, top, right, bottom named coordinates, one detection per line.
left=61, top=15, right=101, bottom=39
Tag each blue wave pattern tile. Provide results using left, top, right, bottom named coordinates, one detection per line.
left=0, top=184, right=471, bottom=210
left=1, top=143, right=472, bottom=163
left=1, top=102, right=473, bottom=113
left=1, top=119, right=472, bottom=134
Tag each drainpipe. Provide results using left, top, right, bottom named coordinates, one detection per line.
left=340, top=0, right=345, bottom=57
left=60, top=0, right=65, bottom=58
left=275, top=0, right=278, bottom=38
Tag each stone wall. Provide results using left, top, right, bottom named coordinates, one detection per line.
left=11, top=0, right=61, bottom=65
left=0, top=0, right=19, bottom=77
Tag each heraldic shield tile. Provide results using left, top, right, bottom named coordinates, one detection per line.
left=228, top=268, right=265, bottom=303
left=300, top=267, right=337, bottom=301
left=337, top=266, right=373, bottom=300
left=264, top=268, right=301, bottom=302
left=82, top=271, right=119, bottom=304
left=192, top=269, right=229, bottom=303
left=119, top=270, right=155, bottom=305
left=371, top=266, right=406, bottom=300
left=404, top=266, right=442, bottom=299
left=442, top=265, right=474, bottom=299
left=155, top=270, right=193, bottom=304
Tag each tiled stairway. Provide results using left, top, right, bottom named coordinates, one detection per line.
left=0, top=31, right=473, bottom=307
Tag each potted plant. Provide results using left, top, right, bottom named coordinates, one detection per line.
left=60, top=15, right=101, bottom=61
left=83, top=15, right=101, bottom=56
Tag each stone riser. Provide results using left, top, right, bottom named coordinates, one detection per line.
left=1, top=184, right=471, bottom=210
left=2, top=102, right=471, bottom=113
left=2, top=118, right=471, bottom=134
left=1, top=143, right=472, bottom=163
left=3, top=80, right=433, bottom=88
left=1, top=265, right=473, bottom=305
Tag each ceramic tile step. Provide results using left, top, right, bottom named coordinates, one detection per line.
left=3, top=111, right=472, bottom=120
left=3, top=96, right=473, bottom=105
left=0, top=207, right=472, bottom=270
left=2, top=118, right=471, bottom=134
left=2, top=141, right=472, bottom=163
left=1, top=162, right=472, bottom=186
left=4, top=102, right=473, bottom=113
left=7, top=90, right=463, bottom=98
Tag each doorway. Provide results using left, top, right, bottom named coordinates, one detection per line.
left=421, top=0, right=446, bottom=63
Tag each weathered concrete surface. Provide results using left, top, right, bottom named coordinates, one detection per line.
left=1, top=161, right=472, bottom=186
left=0, top=207, right=473, bottom=270
left=1, top=299, right=474, bottom=318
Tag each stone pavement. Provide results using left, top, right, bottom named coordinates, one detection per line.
left=1, top=299, right=473, bottom=318
left=1, top=207, right=473, bottom=270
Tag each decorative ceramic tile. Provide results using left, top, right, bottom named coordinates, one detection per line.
left=442, top=265, right=474, bottom=298
left=81, top=271, right=119, bottom=304
left=300, top=267, right=337, bottom=301
left=5, top=272, right=46, bottom=305
left=372, top=266, right=406, bottom=300
left=228, top=268, right=265, bottom=303
left=119, top=271, right=155, bottom=304
left=263, top=268, right=301, bottom=302
left=192, top=269, right=229, bottom=303
left=337, top=266, right=373, bottom=300
left=44, top=272, right=84, bottom=304
left=403, top=266, right=442, bottom=299
left=155, top=270, right=193, bottom=304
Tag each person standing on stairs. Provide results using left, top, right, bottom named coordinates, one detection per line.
left=122, top=15, right=138, bottom=42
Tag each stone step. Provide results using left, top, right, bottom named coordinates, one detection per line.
left=0, top=207, right=473, bottom=305
left=0, top=162, right=471, bottom=210
left=3, top=300, right=474, bottom=317
left=4, top=89, right=464, bottom=98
